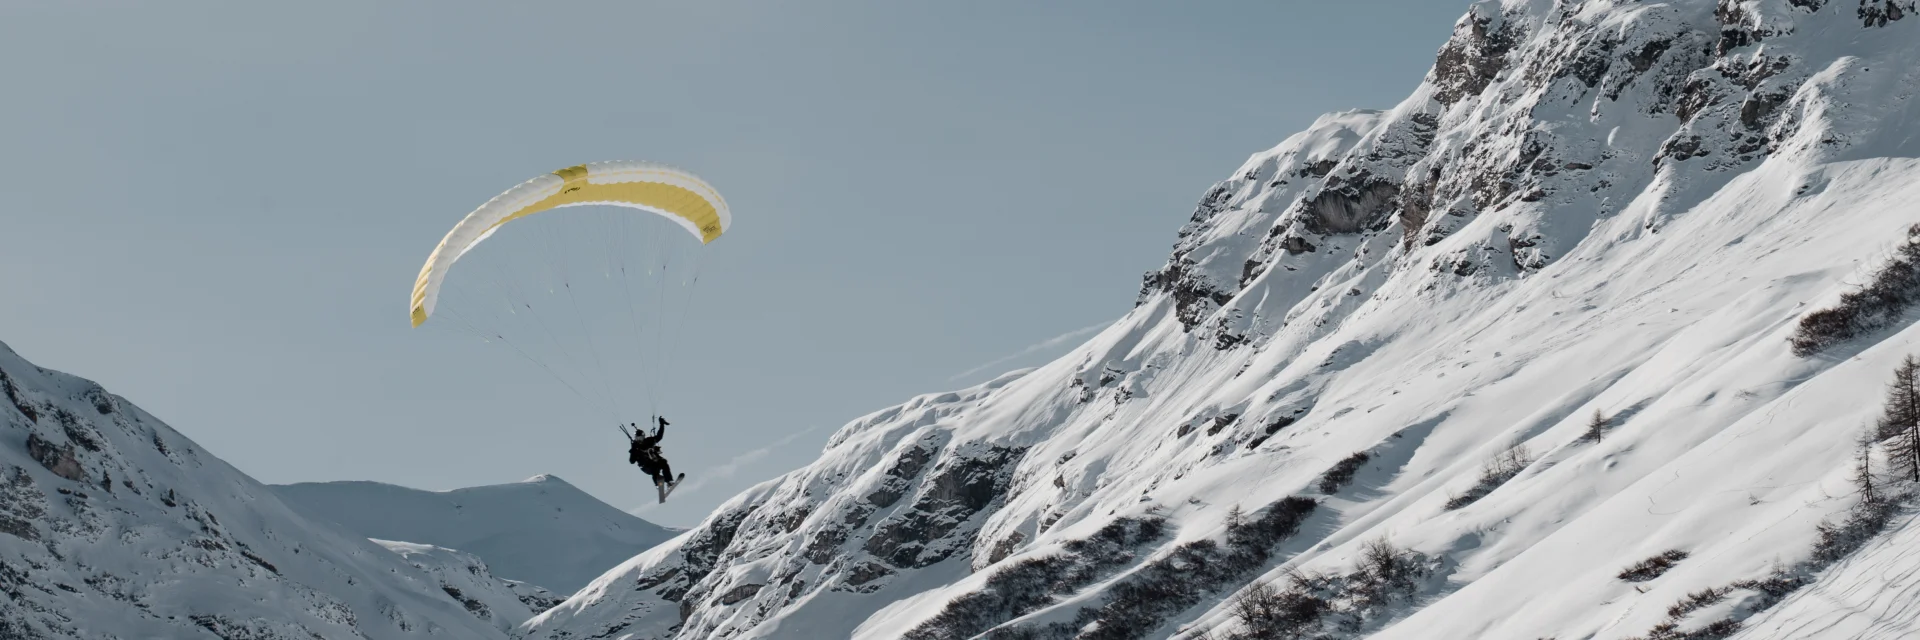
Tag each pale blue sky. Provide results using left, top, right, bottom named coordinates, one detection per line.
left=0, top=2, right=1467, bottom=525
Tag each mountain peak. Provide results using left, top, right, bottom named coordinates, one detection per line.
left=521, top=473, right=570, bottom=486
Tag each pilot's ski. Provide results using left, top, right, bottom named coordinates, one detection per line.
left=656, top=473, right=686, bottom=504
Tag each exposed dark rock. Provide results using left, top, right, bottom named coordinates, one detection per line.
left=442, top=585, right=492, bottom=619
left=1297, top=171, right=1402, bottom=236
left=1655, top=134, right=1709, bottom=165
left=773, top=504, right=812, bottom=533
left=240, top=548, right=278, bottom=575
left=866, top=444, right=1028, bottom=569
left=845, top=561, right=893, bottom=587
left=1676, top=77, right=1718, bottom=122
left=666, top=496, right=766, bottom=622
left=1204, top=414, right=1240, bottom=437
left=0, top=370, right=35, bottom=424
left=1564, top=37, right=1617, bottom=88
left=0, top=466, right=45, bottom=542
left=634, top=566, right=682, bottom=592
left=1509, top=234, right=1548, bottom=271
left=1213, top=322, right=1248, bottom=351
left=80, top=385, right=116, bottom=415
left=718, top=583, right=763, bottom=605
left=1301, top=159, right=1340, bottom=178
left=987, top=530, right=1027, bottom=565
left=25, top=433, right=84, bottom=483
left=804, top=525, right=848, bottom=565
left=1740, top=91, right=1790, bottom=130
left=1246, top=407, right=1307, bottom=450
left=518, top=589, right=564, bottom=613
left=680, top=502, right=758, bottom=583
left=1859, top=0, right=1912, bottom=27
left=1238, top=259, right=1264, bottom=290
left=1398, top=170, right=1441, bottom=250
left=1629, top=39, right=1674, bottom=73
left=867, top=443, right=936, bottom=508
left=1432, top=9, right=1521, bottom=105
left=52, top=408, right=101, bottom=453
left=190, top=614, right=318, bottom=640
left=1140, top=255, right=1236, bottom=331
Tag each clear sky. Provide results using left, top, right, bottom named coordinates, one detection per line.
left=0, top=1, right=1468, bottom=526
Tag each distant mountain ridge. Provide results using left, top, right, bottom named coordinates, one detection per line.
left=274, top=474, right=676, bottom=594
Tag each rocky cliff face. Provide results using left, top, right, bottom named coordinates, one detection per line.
left=527, top=1, right=1920, bottom=639
left=0, top=340, right=514, bottom=639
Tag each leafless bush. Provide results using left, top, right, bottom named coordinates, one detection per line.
left=1317, top=451, right=1372, bottom=494
left=1229, top=575, right=1331, bottom=639
left=1444, top=443, right=1534, bottom=510
left=1664, top=587, right=1729, bottom=619
left=1790, top=225, right=1920, bottom=356
left=1617, top=549, right=1689, bottom=582
left=1350, top=538, right=1423, bottom=609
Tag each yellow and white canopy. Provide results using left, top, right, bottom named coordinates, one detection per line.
left=410, top=161, right=731, bottom=327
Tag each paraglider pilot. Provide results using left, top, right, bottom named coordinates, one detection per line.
left=628, top=417, right=675, bottom=487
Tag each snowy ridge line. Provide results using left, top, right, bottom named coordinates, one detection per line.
left=0, top=339, right=516, bottom=639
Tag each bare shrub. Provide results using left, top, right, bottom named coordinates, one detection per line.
left=1228, top=576, right=1332, bottom=640
left=1058, top=497, right=1318, bottom=640
left=1664, top=587, right=1729, bottom=619
left=1789, top=225, right=1920, bottom=356
left=1444, top=443, right=1534, bottom=510
left=903, top=517, right=1165, bottom=640
left=1350, top=538, right=1423, bottom=609
left=1219, top=542, right=1432, bottom=639
left=1628, top=357, right=1920, bottom=639
left=1617, top=549, right=1689, bottom=582
left=1317, top=451, right=1372, bottom=494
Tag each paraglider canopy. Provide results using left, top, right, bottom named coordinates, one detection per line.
left=410, top=161, right=731, bottom=328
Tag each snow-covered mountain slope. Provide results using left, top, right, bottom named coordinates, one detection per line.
left=374, top=539, right=565, bottom=633
left=0, top=339, right=510, bottom=639
left=275, top=475, right=674, bottom=595
left=526, top=1, right=1920, bottom=639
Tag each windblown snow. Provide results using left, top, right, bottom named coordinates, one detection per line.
left=0, top=339, right=520, bottom=639
left=274, top=475, right=675, bottom=595
left=521, top=1, right=1920, bottom=639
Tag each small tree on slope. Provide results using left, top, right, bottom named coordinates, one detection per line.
left=1854, top=430, right=1879, bottom=507
left=1877, top=355, right=1920, bottom=481
left=1582, top=409, right=1609, bottom=443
